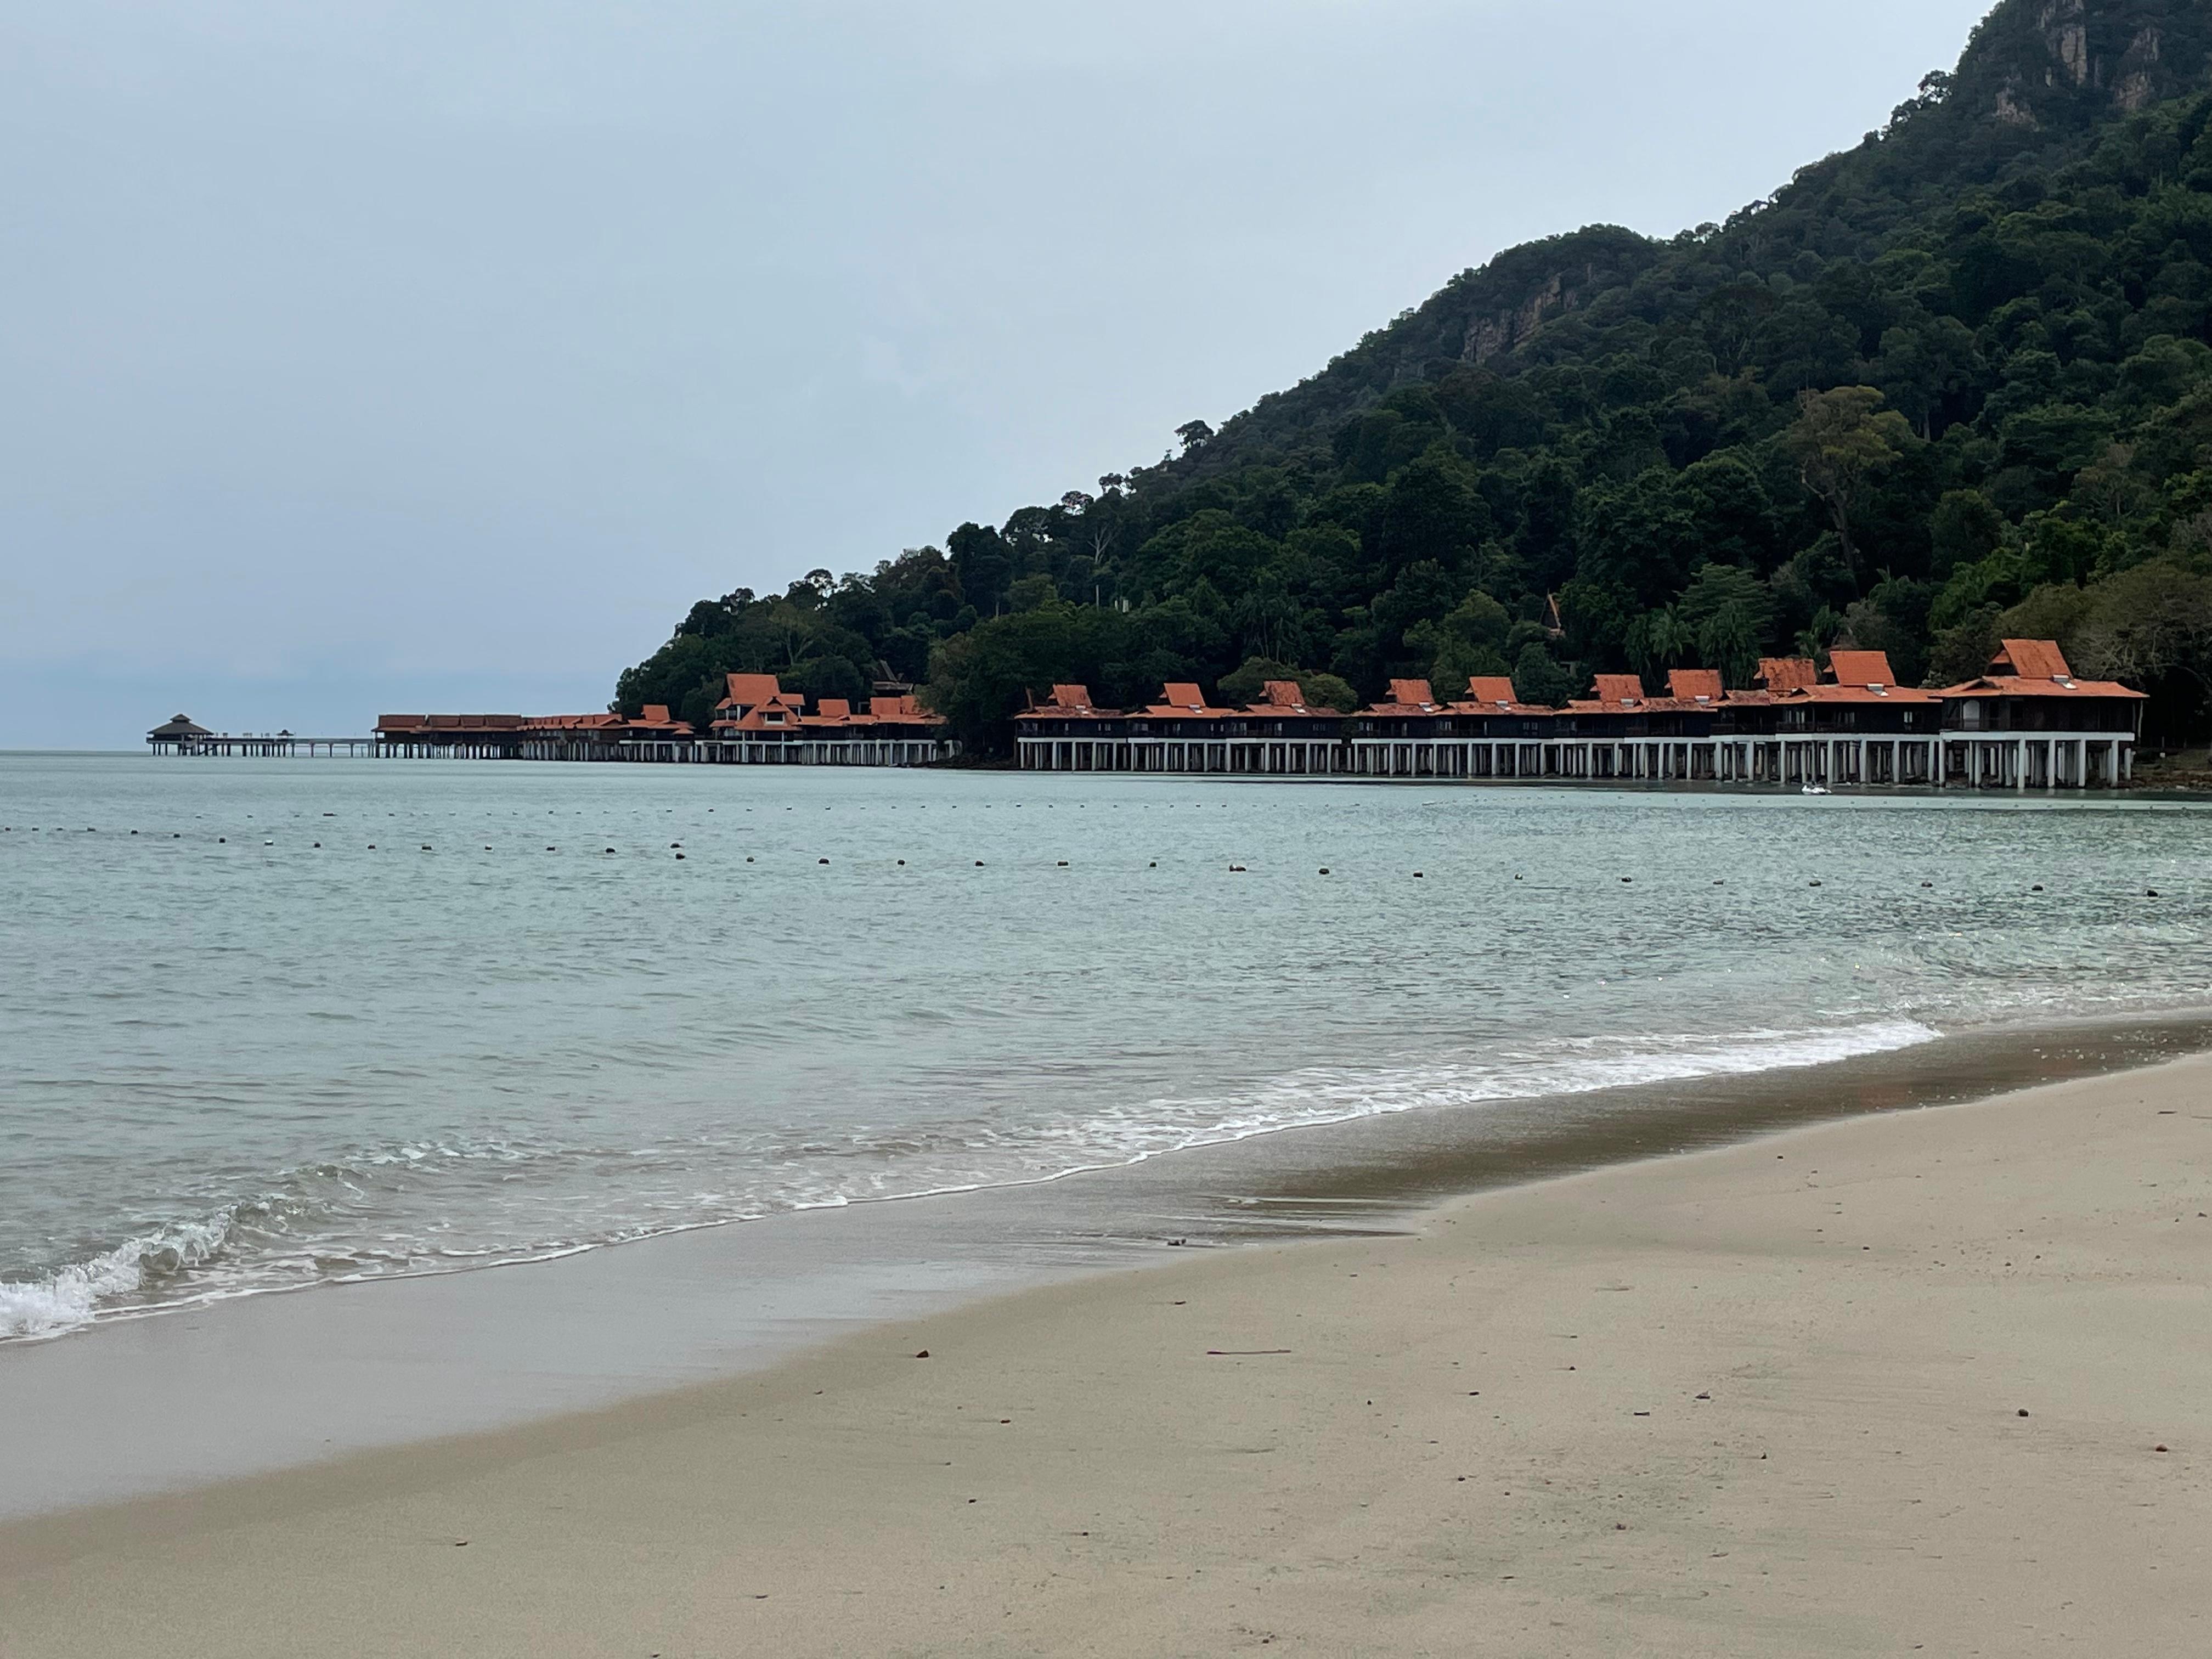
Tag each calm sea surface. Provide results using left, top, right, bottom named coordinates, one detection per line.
left=5, top=752, right=2211, bottom=1342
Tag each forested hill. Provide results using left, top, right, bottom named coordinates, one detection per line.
left=618, top=0, right=2212, bottom=754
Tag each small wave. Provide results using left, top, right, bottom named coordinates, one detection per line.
left=0, top=1019, right=1939, bottom=1343
left=0, top=1212, right=237, bottom=1341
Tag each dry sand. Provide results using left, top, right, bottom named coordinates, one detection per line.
left=5, top=1057, right=2209, bottom=1657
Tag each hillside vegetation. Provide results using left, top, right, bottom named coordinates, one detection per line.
left=618, top=0, right=2212, bottom=754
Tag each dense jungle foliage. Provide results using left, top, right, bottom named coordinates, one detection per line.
left=618, top=0, right=2212, bottom=755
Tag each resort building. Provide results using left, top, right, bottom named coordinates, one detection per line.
left=371, top=677, right=954, bottom=765
left=1934, top=639, right=2143, bottom=788
left=1007, top=638, right=2141, bottom=788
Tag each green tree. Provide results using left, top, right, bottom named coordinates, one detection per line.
left=1786, top=387, right=1914, bottom=583
left=1511, top=642, right=1577, bottom=708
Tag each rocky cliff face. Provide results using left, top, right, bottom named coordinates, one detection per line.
left=1962, top=0, right=2208, bottom=130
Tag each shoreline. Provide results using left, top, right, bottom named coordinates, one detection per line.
left=5, top=1052, right=2207, bottom=1654
left=4, top=1006, right=2211, bottom=1525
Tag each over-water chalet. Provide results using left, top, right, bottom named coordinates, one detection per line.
left=367, top=675, right=958, bottom=765
left=1010, top=640, right=2143, bottom=789
left=215, top=641, right=2139, bottom=787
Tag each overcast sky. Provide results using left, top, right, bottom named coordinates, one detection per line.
left=2, top=0, right=1995, bottom=748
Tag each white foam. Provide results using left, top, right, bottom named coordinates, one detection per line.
left=1, top=1019, right=1943, bottom=1342
left=0, top=1212, right=235, bottom=1341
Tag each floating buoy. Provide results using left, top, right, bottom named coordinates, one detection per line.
left=1921, top=881, right=1932, bottom=888
left=421, top=844, right=432, bottom=850
left=1319, top=868, right=1330, bottom=876
left=746, top=856, right=754, bottom=862
left=2147, top=888, right=2160, bottom=897
left=819, top=857, right=830, bottom=865
left=675, top=853, right=685, bottom=860
left=1620, top=876, right=1632, bottom=884
left=604, top=848, right=615, bottom=854
left=975, top=860, right=985, bottom=867
left=1809, top=880, right=1822, bottom=887
left=548, top=846, right=556, bottom=851
left=1413, top=872, right=1425, bottom=878
left=312, top=843, right=320, bottom=849
left=1148, top=861, right=1156, bottom=868
left=218, top=837, right=225, bottom=843
left=2031, top=884, right=2044, bottom=893
left=1057, top=860, right=1069, bottom=867
left=896, top=859, right=905, bottom=865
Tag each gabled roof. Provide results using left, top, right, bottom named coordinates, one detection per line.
left=1933, top=637, right=2145, bottom=701
left=718, top=673, right=802, bottom=712
left=1588, top=674, right=1647, bottom=708
left=1448, top=676, right=1555, bottom=716
left=1826, top=650, right=1896, bottom=689
left=866, top=694, right=939, bottom=725
left=1242, top=680, right=1341, bottom=718
left=1995, top=639, right=2070, bottom=680
left=1666, top=668, right=1724, bottom=704
left=1365, top=679, right=1444, bottom=715
left=1145, top=682, right=1231, bottom=719
left=1756, top=657, right=1819, bottom=692
left=1016, top=684, right=1120, bottom=720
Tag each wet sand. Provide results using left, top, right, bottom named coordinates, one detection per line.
left=5, top=1053, right=2209, bottom=1656
left=3, top=1011, right=2208, bottom=1520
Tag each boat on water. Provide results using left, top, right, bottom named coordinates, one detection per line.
left=1802, top=784, right=1832, bottom=797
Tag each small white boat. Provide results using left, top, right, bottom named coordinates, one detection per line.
left=1801, top=784, right=1832, bottom=797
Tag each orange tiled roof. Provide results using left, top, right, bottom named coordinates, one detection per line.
left=1365, top=679, right=1445, bottom=715
left=716, top=673, right=804, bottom=713
left=1826, top=650, right=1895, bottom=688
left=1666, top=668, right=1723, bottom=703
left=865, top=695, right=940, bottom=726
left=1995, top=639, right=2070, bottom=680
left=1017, top=685, right=1120, bottom=721
left=1146, top=682, right=1231, bottom=718
left=1242, top=681, right=1340, bottom=718
left=1757, top=657, right=1819, bottom=692
left=1933, top=639, right=2144, bottom=702
left=1447, top=676, right=1555, bottom=715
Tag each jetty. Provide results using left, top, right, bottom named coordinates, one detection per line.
left=145, top=717, right=376, bottom=758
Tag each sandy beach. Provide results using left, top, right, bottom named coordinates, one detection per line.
left=5, top=1057, right=2209, bottom=1657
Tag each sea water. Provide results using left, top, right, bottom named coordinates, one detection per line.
left=5, top=752, right=2210, bottom=1342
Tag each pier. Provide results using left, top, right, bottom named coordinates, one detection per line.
left=146, top=717, right=377, bottom=758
